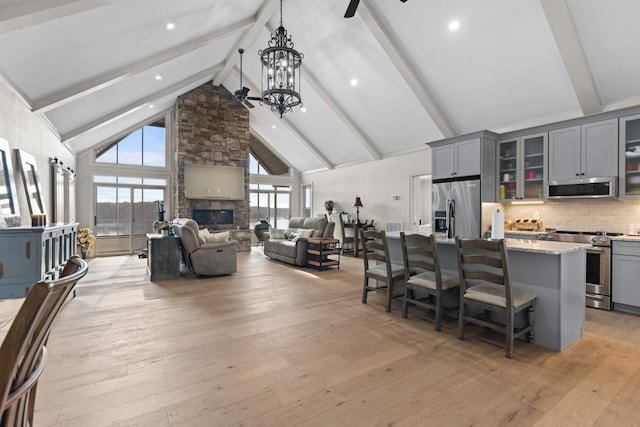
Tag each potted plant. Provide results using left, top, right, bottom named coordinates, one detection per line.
left=158, top=222, right=173, bottom=236
left=77, top=227, right=96, bottom=259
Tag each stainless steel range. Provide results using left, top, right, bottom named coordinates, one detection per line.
left=539, top=230, right=622, bottom=310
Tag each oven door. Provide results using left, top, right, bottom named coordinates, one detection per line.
left=585, top=246, right=611, bottom=310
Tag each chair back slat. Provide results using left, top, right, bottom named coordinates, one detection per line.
left=455, top=237, right=513, bottom=309
left=0, top=256, right=88, bottom=427
left=400, top=233, right=438, bottom=279
left=361, top=229, right=390, bottom=271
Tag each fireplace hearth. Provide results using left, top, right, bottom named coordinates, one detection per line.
left=192, top=209, right=234, bottom=226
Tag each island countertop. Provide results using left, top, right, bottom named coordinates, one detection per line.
left=385, top=232, right=591, bottom=255
left=384, top=231, right=587, bottom=352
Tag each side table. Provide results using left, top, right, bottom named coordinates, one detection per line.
left=307, top=238, right=340, bottom=270
left=146, top=234, right=180, bottom=280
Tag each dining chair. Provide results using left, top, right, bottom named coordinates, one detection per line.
left=361, top=229, right=405, bottom=312
left=454, top=237, right=537, bottom=358
left=400, top=232, right=459, bottom=331
left=330, top=213, right=354, bottom=254
left=0, top=256, right=88, bottom=426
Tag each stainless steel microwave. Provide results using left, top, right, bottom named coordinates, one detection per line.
left=547, top=177, right=617, bottom=199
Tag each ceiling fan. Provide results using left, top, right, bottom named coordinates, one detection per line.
left=345, top=0, right=408, bottom=18
left=222, top=48, right=261, bottom=109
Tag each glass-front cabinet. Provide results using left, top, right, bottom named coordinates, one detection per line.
left=620, top=114, right=640, bottom=197
left=497, top=133, right=547, bottom=201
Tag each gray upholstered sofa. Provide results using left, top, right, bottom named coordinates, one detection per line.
left=172, top=218, right=237, bottom=276
left=263, top=217, right=335, bottom=267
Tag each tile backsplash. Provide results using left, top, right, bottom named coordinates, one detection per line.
left=502, top=199, right=640, bottom=234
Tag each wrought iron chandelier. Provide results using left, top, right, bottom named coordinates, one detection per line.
left=259, top=0, right=303, bottom=117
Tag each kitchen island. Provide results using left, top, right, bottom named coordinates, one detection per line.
left=386, top=233, right=590, bottom=352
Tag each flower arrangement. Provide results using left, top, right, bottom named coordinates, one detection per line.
left=77, top=227, right=96, bottom=255
left=158, top=222, right=172, bottom=231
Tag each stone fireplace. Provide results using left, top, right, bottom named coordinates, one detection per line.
left=173, top=83, right=251, bottom=251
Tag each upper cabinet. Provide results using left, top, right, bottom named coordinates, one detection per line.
left=428, top=132, right=497, bottom=202
left=432, top=138, right=481, bottom=180
left=549, top=119, right=618, bottom=182
left=619, top=114, right=640, bottom=197
left=497, top=133, right=547, bottom=201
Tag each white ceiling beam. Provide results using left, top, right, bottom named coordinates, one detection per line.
left=279, top=116, right=334, bottom=170
left=0, top=0, right=124, bottom=35
left=212, top=0, right=280, bottom=86
left=61, top=64, right=223, bottom=143
left=303, top=68, right=381, bottom=161
left=74, top=108, right=171, bottom=156
left=33, top=18, right=253, bottom=113
left=359, top=2, right=455, bottom=138
left=249, top=129, right=293, bottom=169
left=540, top=0, right=602, bottom=115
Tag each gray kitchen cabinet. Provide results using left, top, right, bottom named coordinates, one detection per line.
left=619, top=114, right=640, bottom=198
left=549, top=119, right=618, bottom=182
left=497, top=132, right=547, bottom=201
left=428, top=131, right=498, bottom=202
left=612, top=240, right=640, bottom=313
left=432, top=138, right=480, bottom=179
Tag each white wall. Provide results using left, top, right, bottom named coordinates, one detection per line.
left=301, top=148, right=431, bottom=231
left=0, top=82, right=76, bottom=226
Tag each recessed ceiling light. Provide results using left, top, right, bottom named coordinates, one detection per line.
left=350, top=78, right=358, bottom=87
left=300, top=107, right=307, bottom=112
left=271, top=125, right=276, bottom=129
left=166, top=22, right=175, bottom=30
left=155, top=74, right=162, bottom=81
left=148, top=104, right=155, bottom=109
left=449, top=20, right=460, bottom=32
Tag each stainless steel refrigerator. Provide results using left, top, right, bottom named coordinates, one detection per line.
left=432, top=178, right=481, bottom=238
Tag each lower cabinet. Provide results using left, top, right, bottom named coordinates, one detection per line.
left=0, top=223, right=79, bottom=298
left=612, top=240, right=640, bottom=312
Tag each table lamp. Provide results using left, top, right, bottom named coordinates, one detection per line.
left=353, top=196, right=363, bottom=225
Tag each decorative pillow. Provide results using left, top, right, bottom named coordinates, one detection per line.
left=288, top=232, right=298, bottom=241
left=297, top=228, right=314, bottom=238
left=205, top=231, right=230, bottom=243
left=269, top=227, right=285, bottom=239
left=197, top=228, right=210, bottom=244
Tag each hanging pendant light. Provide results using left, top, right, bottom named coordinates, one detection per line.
left=259, top=0, right=303, bottom=117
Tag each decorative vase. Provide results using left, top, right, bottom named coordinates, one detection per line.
left=324, top=200, right=334, bottom=214
left=161, top=229, right=170, bottom=237
left=80, top=250, right=87, bottom=259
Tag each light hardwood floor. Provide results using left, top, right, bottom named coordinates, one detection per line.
left=5, top=249, right=640, bottom=426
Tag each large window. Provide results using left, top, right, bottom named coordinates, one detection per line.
left=94, top=177, right=166, bottom=236
left=96, top=121, right=166, bottom=167
left=249, top=184, right=291, bottom=229
left=248, top=153, right=291, bottom=229
left=248, top=152, right=269, bottom=175
left=90, top=116, right=170, bottom=255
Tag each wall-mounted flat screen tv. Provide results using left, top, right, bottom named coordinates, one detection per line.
left=184, top=164, right=245, bottom=200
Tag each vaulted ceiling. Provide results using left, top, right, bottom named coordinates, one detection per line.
left=1, top=0, right=639, bottom=174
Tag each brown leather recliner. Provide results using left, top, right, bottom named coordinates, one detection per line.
left=171, top=218, right=237, bottom=276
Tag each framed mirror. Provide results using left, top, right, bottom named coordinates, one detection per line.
left=0, top=138, right=19, bottom=217
left=16, top=149, right=46, bottom=216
